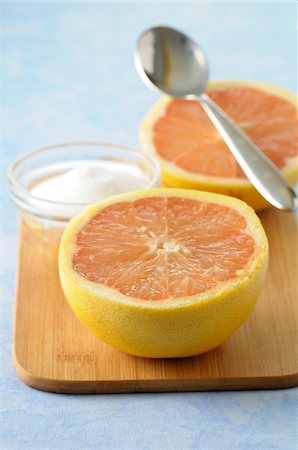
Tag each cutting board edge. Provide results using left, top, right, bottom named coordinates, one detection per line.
left=13, top=350, right=298, bottom=394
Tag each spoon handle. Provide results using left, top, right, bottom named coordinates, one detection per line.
left=198, top=93, right=296, bottom=211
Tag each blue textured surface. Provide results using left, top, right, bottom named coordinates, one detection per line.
left=1, top=3, right=297, bottom=449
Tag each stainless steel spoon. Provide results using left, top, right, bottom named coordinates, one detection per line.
left=135, top=25, right=297, bottom=211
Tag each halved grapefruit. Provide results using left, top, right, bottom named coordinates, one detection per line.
left=140, top=81, right=298, bottom=210
left=59, top=189, right=268, bottom=358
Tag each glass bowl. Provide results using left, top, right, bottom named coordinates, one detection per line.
left=7, top=141, right=161, bottom=242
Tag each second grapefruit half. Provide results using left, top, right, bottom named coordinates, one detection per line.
left=140, top=81, right=298, bottom=210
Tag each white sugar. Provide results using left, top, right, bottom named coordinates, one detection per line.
left=30, top=165, right=148, bottom=217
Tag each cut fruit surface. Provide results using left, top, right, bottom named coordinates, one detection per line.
left=140, top=81, right=298, bottom=210
left=59, top=188, right=268, bottom=358
left=73, top=197, right=255, bottom=300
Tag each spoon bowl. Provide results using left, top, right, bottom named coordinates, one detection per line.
left=135, top=26, right=208, bottom=98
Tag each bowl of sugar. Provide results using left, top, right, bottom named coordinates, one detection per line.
left=7, top=141, right=161, bottom=242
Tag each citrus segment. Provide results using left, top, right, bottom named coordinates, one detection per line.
left=140, top=81, right=298, bottom=209
left=59, top=188, right=268, bottom=358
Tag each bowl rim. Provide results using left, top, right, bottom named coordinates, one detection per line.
left=7, top=140, right=161, bottom=208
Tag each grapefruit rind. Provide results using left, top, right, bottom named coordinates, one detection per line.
left=59, top=188, right=268, bottom=358
left=140, top=81, right=298, bottom=210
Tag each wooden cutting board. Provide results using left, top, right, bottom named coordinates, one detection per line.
left=13, top=209, right=297, bottom=393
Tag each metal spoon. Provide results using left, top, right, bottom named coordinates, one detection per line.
left=135, top=25, right=297, bottom=211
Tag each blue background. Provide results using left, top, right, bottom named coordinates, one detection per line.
left=1, top=2, right=297, bottom=449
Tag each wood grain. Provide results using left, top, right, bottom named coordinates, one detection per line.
left=13, top=209, right=298, bottom=393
